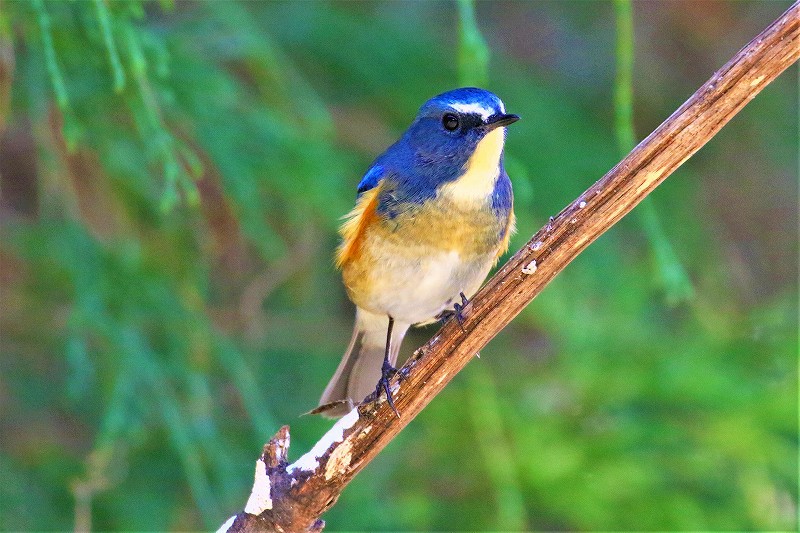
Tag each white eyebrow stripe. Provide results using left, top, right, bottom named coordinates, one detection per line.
left=449, top=102, right=497, bottom=119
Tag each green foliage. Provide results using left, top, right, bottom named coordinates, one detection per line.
left=1, top=1, right=796, bottom=531
left=613, top=0, right=694, bottom=306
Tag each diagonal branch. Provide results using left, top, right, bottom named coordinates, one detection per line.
left=220, top=3, right=799, bottom=531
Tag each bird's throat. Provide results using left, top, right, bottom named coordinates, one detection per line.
left=438, top=128, right=505, bottom=204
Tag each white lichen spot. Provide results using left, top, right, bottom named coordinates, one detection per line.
left=216, top=515, right=237, bottom=533
left=288, top=408, right=359, bottom=473
left=531, top=241, right=543, bottom=251
left=521, top=260, right=538, bottom=275
left=244, top=459, right=272, bottom=515
left=579, top=201, right=587, bottom=208
left=570, top=218, right=577, bottom=224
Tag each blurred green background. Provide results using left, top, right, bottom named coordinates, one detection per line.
left=0, top=1, right=797, bottom=531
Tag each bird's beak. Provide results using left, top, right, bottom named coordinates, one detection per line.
left=483, top=113, right=520, bottom=131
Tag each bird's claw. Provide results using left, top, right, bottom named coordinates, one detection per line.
left=452, top=292, right=469, bottom=331
left=436, top=292, right=470, bottom=332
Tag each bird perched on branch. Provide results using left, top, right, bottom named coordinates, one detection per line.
left=316, top=87, right=519, bottom=418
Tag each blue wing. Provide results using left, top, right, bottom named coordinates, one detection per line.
left=356, top=164, right=385, bottom=196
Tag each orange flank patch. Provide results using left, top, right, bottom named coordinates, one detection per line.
left=336, top=185, right=381, bottom=269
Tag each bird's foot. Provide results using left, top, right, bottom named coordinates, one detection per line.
left=436, top=292, right=469, bottom=331
left=453, top=292, right=470, bottom=329
left=375, top=358, right=401, bottom=418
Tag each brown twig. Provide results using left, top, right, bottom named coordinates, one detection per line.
left=220, top=4, right=799, bottom=531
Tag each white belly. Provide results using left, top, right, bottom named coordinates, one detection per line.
left=362, top=247, right=494, bottom=324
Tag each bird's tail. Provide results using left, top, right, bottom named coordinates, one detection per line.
left=317, top=308, right=409, bottom=418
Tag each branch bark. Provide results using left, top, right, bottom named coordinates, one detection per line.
left=220, top=4, right=799, bottom=531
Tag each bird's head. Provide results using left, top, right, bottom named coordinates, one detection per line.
left=404, top=87, right=519, bottom=170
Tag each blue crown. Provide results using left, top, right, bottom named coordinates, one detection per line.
left=417, top=87, right=506, bottom=121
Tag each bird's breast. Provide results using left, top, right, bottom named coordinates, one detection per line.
left=372, top=197, right=508, bottom=258
left=339, top=198, right=507, bottom=322
left=339, top=193, right=510, bottom=311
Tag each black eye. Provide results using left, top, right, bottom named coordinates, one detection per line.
left=442, top=113, right=459, bottom=131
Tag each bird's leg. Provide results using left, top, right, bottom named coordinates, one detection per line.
left=375, top=316, right=401, bottom=418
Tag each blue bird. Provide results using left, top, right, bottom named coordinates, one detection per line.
left=317, top=87, right=519, bottom=417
